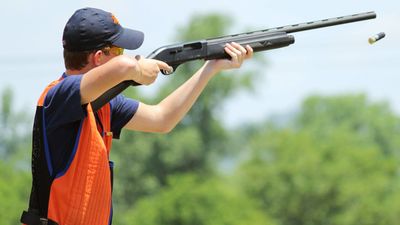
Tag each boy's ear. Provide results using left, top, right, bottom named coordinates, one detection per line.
left=92, top=50, right=103, bottom=66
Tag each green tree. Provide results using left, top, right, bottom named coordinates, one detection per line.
left=121, top=174, right=276, bottom=225
left=0, top=161, right=30, bottom=224
left=238, top=94, right=400, bottom=225
left=112, top=12, right=265, bottom=212
left=0, top=87, right=31, bottom=165
left=0, top=88, right=31, bottom=224
left=297, top=94, right=400, bottom=157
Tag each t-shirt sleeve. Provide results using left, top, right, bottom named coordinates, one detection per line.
left=44, top=75, right=85, bottom=133
left=110, top=94, right=139, bottom=139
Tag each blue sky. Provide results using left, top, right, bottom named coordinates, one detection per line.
left=1, top=0, right=398, bottom=127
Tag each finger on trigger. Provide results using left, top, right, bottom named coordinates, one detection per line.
left=156, top=60, right=172, bottom=72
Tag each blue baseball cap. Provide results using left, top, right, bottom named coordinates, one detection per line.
left=62, top=7, right=144, bottom=51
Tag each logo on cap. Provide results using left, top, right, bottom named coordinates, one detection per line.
left=111, top=14, right=120, bottom=25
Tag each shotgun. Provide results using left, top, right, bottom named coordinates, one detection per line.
left=92, top=11, right=376, bottom=110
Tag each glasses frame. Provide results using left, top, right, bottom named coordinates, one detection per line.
left=100, top=45, right=124, bottom=56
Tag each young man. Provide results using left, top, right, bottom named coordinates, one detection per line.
left=21, top=7, right=253, bottom=225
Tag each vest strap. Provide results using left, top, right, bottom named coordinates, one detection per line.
left=20, top=211, right=59, bottom=225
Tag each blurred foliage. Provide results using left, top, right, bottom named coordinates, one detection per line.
left=0, top=88, right=31, bottom=224
left=0, top=161, right=30, bottom=224
left=297, top=94, right=400, bottom=157
left=238, top=94, right=400, bottom=225
left=0, top=87, right=31, bottom=166
left=121, top=174, right=276, bottom=225
left=1, top=13, right=399, bottom=225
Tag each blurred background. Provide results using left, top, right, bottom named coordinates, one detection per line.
left=1, top=0, right=399, bottom=224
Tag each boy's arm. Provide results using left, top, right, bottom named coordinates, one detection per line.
left=124, top=43, right=253, bottom=133
left=80, top=55, right=170, bottom=104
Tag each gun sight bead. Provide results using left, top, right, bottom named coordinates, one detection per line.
left=368, top=32, right=385, bottom=44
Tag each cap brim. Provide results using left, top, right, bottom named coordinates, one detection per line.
left=112, top=28, right=144, bottom=50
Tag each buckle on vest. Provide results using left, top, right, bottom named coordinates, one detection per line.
left=40, top=218, right=48, bottom=225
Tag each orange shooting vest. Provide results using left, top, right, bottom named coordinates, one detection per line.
left=22, top=78, right=114, bottom=225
